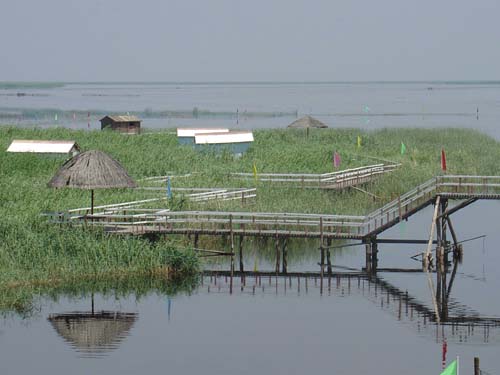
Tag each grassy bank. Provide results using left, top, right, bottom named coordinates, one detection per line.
left=1, top=126, right=499, bottom=289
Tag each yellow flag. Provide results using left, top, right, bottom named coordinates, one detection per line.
left=357, top=135, right=362, bottom=148
left=252, top=162, right=258, bottom=181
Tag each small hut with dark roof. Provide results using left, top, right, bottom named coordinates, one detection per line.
left=100, top=115, right=141, bottom=134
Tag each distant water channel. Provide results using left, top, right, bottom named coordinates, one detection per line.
left=2, top=81, right=500, bottom=139
left=1, top=201, right=500, bottom=374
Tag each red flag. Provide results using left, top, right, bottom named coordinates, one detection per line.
left=441, top=148, right=447, bottom=172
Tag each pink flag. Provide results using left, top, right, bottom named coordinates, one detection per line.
left=333, top=151, right=341, bottom=169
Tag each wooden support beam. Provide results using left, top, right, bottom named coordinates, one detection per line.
left=424, top=195, right=441, bottom=269
left=436, top=198, right=477, bottom=219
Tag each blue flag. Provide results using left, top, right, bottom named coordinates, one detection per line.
left=166, top=176, right=172, bottom=199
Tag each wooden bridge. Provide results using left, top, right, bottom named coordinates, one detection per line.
left=46, top=175, right=500, bottom=242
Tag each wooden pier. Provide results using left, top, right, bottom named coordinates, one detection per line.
left=47, top=175, right=500, bottom=242
left=45, top=174, right=500, bottom=279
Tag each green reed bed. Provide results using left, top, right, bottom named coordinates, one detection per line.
left=1, top=126, right=499, bottom=289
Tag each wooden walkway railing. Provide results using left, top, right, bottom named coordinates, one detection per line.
left=231, top=163, right=400, bottom=189
left=44, top=175, right=500, bottom=240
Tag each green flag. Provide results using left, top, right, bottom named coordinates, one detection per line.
left=400, top=142, right=406, bottom=155
left=440, top=360, right=457, bottom=375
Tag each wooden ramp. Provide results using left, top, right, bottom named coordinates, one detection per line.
left=45, top=175, right=500, bottom=240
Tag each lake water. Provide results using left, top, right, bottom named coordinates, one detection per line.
left=1, top=81, right=500, bottom=138
left=2, top=82, right=500, bottom=374
left=1, top=201, right=500, bottom=374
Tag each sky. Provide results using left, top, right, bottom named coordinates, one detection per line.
left=1, top=0, right=499, bottom=82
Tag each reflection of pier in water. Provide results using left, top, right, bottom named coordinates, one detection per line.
left=200, top=270, right=500, bottom=345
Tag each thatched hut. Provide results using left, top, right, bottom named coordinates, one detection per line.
left=287, top=115, right=328, bottom=129
left=48, top=150, right=137, bottom=214
left=287, top=115, right=328, bottom=138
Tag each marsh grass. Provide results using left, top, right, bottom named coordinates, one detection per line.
left=1, top=126, right=499, bottom=291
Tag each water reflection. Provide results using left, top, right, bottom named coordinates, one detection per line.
left=200, top=271, right=500, bottom=346
left=48, top=311, right=137, bottom=358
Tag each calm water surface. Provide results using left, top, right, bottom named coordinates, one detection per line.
left=2, top=81, right=500, bottom=138
left=1, top=201, right=500, bottom=374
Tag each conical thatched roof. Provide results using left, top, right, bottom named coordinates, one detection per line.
left=48, top=312, right=137, bottom=357
left=48, top=150, right=137, bottom=189
left=287, top=115, right=328, bottom=129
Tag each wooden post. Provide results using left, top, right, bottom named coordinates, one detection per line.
left=474, top=357, right=480, bottom=375
left=229, top=215, right=234, bottom=293
left=239, top=235, right=244, bottom=272
left=90, top=189, right=94, bottom=216
left=326, top=238, right=332, bottom=275
left=194, top=233, right=199, bottom=249
left=371, top=238, right=378, bottom=273
left=282, top=237, right=288, bottom=274
left=365, top=241, right=372, bottom=274
left=320, top=217, right=325, bottom=280
left=424, top=195, right=441, bottom=270
left=440, top=199, right=448, bottom=317
left=275, top=234, right=280, bottom=274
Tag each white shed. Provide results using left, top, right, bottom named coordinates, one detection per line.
left=7, top=140, right=81, bottom=156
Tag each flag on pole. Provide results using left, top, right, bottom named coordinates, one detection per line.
left=440, top=359, right=457, bottom=375
left=333, top=151, right=341, bottom=168
left=166, top=176, right=172, bottom=199
left=357, top=135, right=362, bottom=148
left=253, top=162, right=258, bottom=182
left=441, top=148, right=447, bottom=172
left=401, top=142, right=406, bottom=155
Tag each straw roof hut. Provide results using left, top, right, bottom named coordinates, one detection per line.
left=48, top=150, right=137, bottom=214
left=287, top=115, right=328, bottom=129
left=48, top=311, right=137, bottom=357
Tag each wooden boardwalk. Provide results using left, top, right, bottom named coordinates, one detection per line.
left=231, top=163, right=399, bottom=190
left=46, top=175, right=500, bottom=241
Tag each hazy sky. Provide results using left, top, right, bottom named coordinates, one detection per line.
left=1, top=0, right=499, bottom=81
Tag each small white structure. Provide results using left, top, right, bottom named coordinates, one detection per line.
left=194, top=131, right=254, bottom=155
left=177, top=128, right=229, bottom=144
left=7, top=140, right=81, bottom=156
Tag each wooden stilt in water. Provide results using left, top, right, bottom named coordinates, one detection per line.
left=440, top=199, right=448, bottom=319
left=319, top=217, right=324, bottom=293
left=365, top=241, right=372, bottom=274
left=436, top=203, right=442, bottom=305
left=326, top=238, right=332, bottom=275
left=424, top=195, right=441, bottom=270
left=282, top=237, right=288, bottom=274
left=229, top=215, right=234, bottom=294
left=371, top=238, right=378, bottom=273
left=275, top=235, right=280, bottom=274
left=239, top=235, right=244, bottom=272
left=474, top=357, right=480, bottom=375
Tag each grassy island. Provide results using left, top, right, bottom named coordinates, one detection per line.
left=1, top=126, right=499, bottom=299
